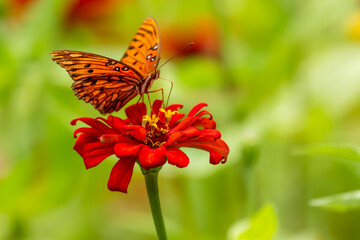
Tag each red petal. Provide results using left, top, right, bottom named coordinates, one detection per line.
left=169, top=117, right=198, bottom=133
left=125, top=102, right=147, bottom=125
left=194, top=110, right=213, bottom=119
left=107, top=157, right=137, bottom=193
left=195, top=118, right=216, bottom=129
left=188, top=103, right=208, bottom=117
left=71, top=117, right=87, bottom=126
left=114, top=142, right=143, bottom=158
left=138, top=145, right=166, bottom=169
left=165, top=147, right=189, bottom=168
left=71, top=117, right=111, bottom=133
left=208, top=150, right=224, bottom=164
left=73, top=133, right=99, bottom=155
left=100, top=134, right=130, bottom=143
left=214, top=139, right=229, bottom=163
left=123, top=125, right=147, bottom=142
left=198, top=129, right=221, bottom=139
left=105, top=115, right=128, bottom=129
left=151, top=100, right=163, bottom=116
left=73, top=127, right=100, bottom=138
left=173, top=138, right=229, bottom=164
left=74, top=134, right=115, bottom=168
left=82, top=146, right=115, bottom=167
left=165, top=131, right=185, bottom=146
left=182, top=126, right=201, bottom=138
left=166, top=104, right=183, bottom=112
left=168, top=113, right=185, bottom=127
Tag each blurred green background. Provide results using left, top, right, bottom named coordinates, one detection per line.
left=2, top=0, right=360, bottom=239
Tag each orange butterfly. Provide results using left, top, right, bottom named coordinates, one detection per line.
left=51, top=17, right=161, bottom=114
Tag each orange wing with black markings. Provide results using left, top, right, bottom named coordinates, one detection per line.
left=121, top=17, right=160, bottom=78
left=51, top=17, right=162, bottom=114
left=51, top=50, right=140, bottom=114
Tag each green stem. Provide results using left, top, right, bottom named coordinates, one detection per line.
left=141, top=167, right=168, bottom=240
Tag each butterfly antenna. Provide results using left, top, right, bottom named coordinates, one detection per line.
left=158, top=42, right=194, bottom=69
left=146, top=93, right=153, bottom=109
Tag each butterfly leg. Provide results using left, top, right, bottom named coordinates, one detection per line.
left=147, top=88, right=165, bottom=108
left=146, top=93, right=153, bottom=109
left=136, top=94, right=144, bottom=105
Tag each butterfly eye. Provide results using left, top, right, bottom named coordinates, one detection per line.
left=114, top=67, right=120, bottom=71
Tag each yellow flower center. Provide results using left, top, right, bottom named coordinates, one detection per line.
left=142, top=114, right=159, bottom=128
left=141, top=108, right=179, bottom=148
left=160, top=108, right=179, bottom=127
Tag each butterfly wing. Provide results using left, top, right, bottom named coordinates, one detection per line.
left=51, top=18, right=161, bottom=113
left=121, top=17, right=161, bottom=78
left=51, top=50, right=141, bottom=114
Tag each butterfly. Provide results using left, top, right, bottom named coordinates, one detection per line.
left=51, top=17, right=161, bottom=114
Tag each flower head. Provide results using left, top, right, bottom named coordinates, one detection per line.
left=71, top=100, right=229, bottom=193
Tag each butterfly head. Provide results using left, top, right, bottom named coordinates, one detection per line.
left=139, top=69, right=160, bottom=95
left=154, top=69, right=160, bottom=79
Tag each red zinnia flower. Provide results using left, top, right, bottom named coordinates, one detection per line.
left=71, top=100, right=229, bottom=193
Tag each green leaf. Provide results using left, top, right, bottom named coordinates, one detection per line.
left=296, top=144, right=360, bottom=162
left=228, top=204, right=277, bottom=240
left=310, top=190, right=360, bottom=212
